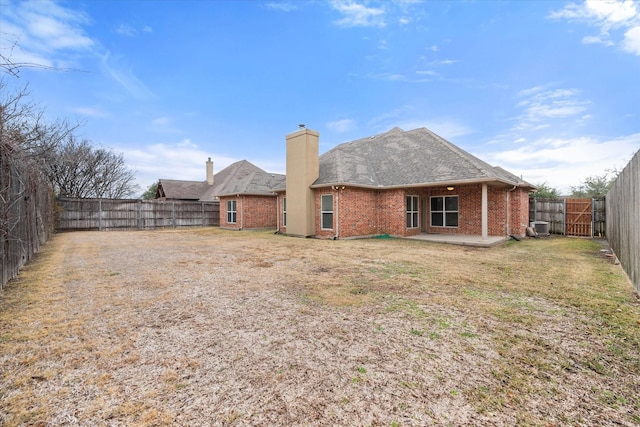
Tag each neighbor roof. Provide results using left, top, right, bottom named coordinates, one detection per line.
left=313, top=127, right=534, bottom=189
left=158, top=160, right=268, bottom=201
left=157, top=179, right=210, bottom=200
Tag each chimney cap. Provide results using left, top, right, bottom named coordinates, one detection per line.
left=298, top=124, right=306, bottom=129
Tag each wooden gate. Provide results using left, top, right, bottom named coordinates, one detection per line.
left=565, top=198, right=592, bottom=237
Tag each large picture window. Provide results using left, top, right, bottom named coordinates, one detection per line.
left=430, top=196, right=458, bottom=227
left=227, top=200, right=237, bottom=224
left=321, top=194, right=333, bottom=230
left=282, top=197, right=287, bottom=227
left=406, top=195, right=419, bottom=228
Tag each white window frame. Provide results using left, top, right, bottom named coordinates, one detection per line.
left=227, top=200, right=237, bottom=224
left=321, top=194, right=333, bottom=230
left=406, top=195, right=419, bottom=228
left=430, top=195, right=459, bottom=227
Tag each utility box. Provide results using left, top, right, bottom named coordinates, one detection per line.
left=533, top=221, right=550, bottom=235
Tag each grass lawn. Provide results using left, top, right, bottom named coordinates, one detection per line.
left=1, top=228, right=638, bottom=426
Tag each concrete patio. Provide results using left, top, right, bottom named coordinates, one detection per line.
left=404, top=233, right=508, bottom=248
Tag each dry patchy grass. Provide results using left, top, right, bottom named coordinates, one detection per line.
left=1, top=228, right=639, bottom=426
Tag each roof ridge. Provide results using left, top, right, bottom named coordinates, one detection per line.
left=416, top=128, right=499, bottom=180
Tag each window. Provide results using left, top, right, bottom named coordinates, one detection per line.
left=282, top=197, right=287, bottom=227
left=406, top=195, right=419, bottom=228
left=226, top=200, right=237, bottom=224
left=430, top=196, right=458, bottom=227
left=321, top=194, right=333, bottom=230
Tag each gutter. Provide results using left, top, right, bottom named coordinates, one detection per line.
left=310, top=177, right=523, bottom=190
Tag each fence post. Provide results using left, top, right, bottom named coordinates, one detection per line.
left=564, top=198, right=567, bottom=235
left=202, top=202, right=205, bottom=226
left=98, top=199, right=103, bottom=231
left=137, top=200, right=142, bottom=229
left=591, top=198, right=595, bottom=238
left=172, top=202, right=176, bottom=227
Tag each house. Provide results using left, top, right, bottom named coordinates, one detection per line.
left=216, top=168, right=285, bottom=230
left=156, top=158, right=271, bottom=202
left=163, top=126, right=533, bottom=240
left=217, top=126, right=534, bottom=240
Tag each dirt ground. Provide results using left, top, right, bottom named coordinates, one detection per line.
left=1, top=228, right=639, bottom=426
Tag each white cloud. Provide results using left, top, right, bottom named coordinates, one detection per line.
left=0, top=0, right=93, bottom=69
left=550, top=0, right=640, bottom=56
left=331, top=1, right=386, bottom=28
left=115, top=24, right=136, bottom=36
left=513, top=86, right=590, bottom=132
left=117, top=140, right=240, bottom=191
left=622, top=25, right=640, bottom=53
left=327, top=118, right=357, bottom=133
left=115, top=23, right=153, bottom=36
left=582, top=35, right=615, bottom=45
left=485, top=133, right=640, bottom=193
left=100, top=51, right=154, bottom=99
left=265, top=2, right=298, bottom=12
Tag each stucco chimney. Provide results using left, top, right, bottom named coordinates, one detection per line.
left=286, top=127, right=319, bottom=237
left=206, top=157, right=214, bottom=185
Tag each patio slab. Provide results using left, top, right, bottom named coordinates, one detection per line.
left=404, top=233, right=507, bottom=248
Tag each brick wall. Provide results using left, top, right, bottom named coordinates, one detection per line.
left=378, top=189, right=411, bottom=237
left=220, top=195, right=277, bottom=230
left=509, top=188, right=530, bottom=236
left=219, top=196, right=240, bottom=230
left=243, top=196, right=277, bottom=229
left=276, top=184, right=530, bottom=238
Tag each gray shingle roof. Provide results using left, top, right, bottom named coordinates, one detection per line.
left=313, top=127, right=533, bottom=188
left=200, top=160, right=266, bottom=200
left=157, top=179, right=210, bottom=200
left=216, top=170, right=285, bottom=197
left=159, top=160, right=269, bottom=201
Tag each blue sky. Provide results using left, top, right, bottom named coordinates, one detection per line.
left=2, top=0, right=639, bottom=195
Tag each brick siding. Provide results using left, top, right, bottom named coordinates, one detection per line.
left=220, top=195, right=277, bottom=230
left=270, top=184, right=530, bottom=239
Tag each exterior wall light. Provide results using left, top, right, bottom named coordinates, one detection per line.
left=446, top=186, right=455, bottom=191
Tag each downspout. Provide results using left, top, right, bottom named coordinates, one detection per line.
left=481, top=184, right=488, bottom=239
left=333, top=186, right=340, bottom=239
left=238, top=195, right=243, bottom=230
left=506, top=185, right=517, bottom=236
left=276, top=193, right=279, bottom=233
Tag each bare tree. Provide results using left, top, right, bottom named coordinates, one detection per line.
left=1, top=82, right=76, bottom=159
left=1, top=81, right=72, bottom=287
left=45, top=136, right=139, bottom=199
left=1, top=34, right=81, bottom=78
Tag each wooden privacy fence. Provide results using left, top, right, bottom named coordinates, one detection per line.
left=529, top=197, right=606, bottom=237
left=1, top=147, right=55, bottom=289
left=56, top=198, right=220, bottom=231
left=606, top=150, right=639, bottom=295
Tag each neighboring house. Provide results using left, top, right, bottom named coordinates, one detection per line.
left=156, top=157, right=215, bottom=201
left=156, top=158, right=268, bottom=202
left=273, top=126, right=534, bottom=240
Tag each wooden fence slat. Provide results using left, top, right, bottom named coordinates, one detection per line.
left=530, top=197, right=603, bottom=237
left=56, top=198, right=220, bottom=231
left=606, top=150, right=640, bottom=295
